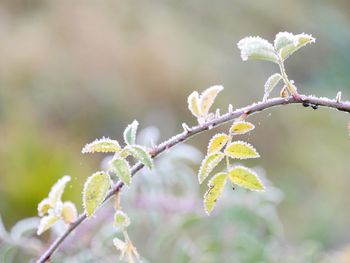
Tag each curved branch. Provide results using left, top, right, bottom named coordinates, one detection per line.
left=37, top=95, right=350, bottom=263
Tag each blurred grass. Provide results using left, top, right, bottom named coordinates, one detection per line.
left=0, top=0, right=349, bottom=259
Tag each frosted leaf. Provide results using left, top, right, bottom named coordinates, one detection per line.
left=228, top=166, right=264, bottom=191
left=61, top=201, right=78, bottom=224
left=275, top=32, right=316, bottom=60
left=263, top=73, right=282, bottom=101
left=48, top=175, right=71, bottom=206
left=110, top=158, right=132, bottom=186
left=199, top=85, right=224, bottom=116
left=224, top=141, right=260, bottom=159
left=207, top=133, right=229, bottom=154
left=113, top=210, right=131, bottom=229
left=230, top=121, right=255, bottom=135
left=123, top=120, right=139, bottom=145
left=113, top=237, right=127, bottom=253
left=198, top=152, right=225, bottom=184
left=82, top=137, right=121, bottom=153
left=37, top=214, right=59, bottom=235
left=237, top=36, right=278, bottom=63
left=37, top=198, right=53, bottom=217
left=187, top=91, right=202, bottom=118
left=126, top=145, right=153, bottom=169
left=274, top=32, right=295, bottom=51
left=83, top=172, right=111, bottom=218
left=203, top=172, right=228, bottom=215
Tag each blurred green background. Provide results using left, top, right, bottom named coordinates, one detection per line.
left=0, top=0, right=349, bottom=262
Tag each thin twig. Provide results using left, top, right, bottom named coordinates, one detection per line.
left=37, top=95, right=350, bottom=263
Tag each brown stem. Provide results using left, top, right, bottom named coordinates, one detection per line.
left=36, top=95, right=350, bottom=263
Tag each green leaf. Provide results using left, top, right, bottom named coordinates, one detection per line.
left=113, top=210, right=131, bottom=229
left=224, top=141, right=260, bottom=159
left=110, top=158, right=132, bottom=186
left=198, top=152, right=225, bottom=184
left=228, top=166, right=264, bottom=191
left=37, top=214, right=59, bottom=235
left=187, top=91, right=201, bottom=118
left=263, top=73, right=282, bottom=101
left=237, top=36, right=279, bottom=63
left=274, top=32, right=315, bottom=60
left=199, top=85, right=224, bottom=116
left=229, top=121, right=255, bottom=135
left=203, top=172, right=228, bottom=215
left=207, top=133, right=229, bottom=154
left=48, top=175, right=71, bottom=206
left=82, top=137, right=121, bottom=153
left=123, top=120, right=139, bottom=145
left=83, top=171, right=111, bottom=218
left=126, top=145, right=153, bottom=169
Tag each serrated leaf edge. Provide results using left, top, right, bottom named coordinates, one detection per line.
left=198, top=152, right=225, bottom=184
left=110, top=158, right=132, bottom=187
left=207, top=133, right=229, bottom=154
left=228, top=165, right=265, bottom=192
left=82, top=171, right=111, bottom=218
left=229, top=121, right=255, bottom=135
left=224, top=140, right=260, bottom=159
left=126, top=145, right=153, bottom=169
left=82, top=137, right=121, bottom=154
left=203, top=172, right=228, bottom=215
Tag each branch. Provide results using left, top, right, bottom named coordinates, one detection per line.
left=37, top=95, right=350, bottom=263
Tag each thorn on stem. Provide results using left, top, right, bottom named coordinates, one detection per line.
left=182, top=123, right=191, bottom=133
left=336, top=91, right=342, bottom=103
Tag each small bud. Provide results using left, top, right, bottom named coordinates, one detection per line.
left=114, top=210, right=131, bottom=229
left=280, top=86, right=289, bottom=98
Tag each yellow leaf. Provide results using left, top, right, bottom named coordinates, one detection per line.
left=198, top=152, right=225, bottom=184
left=37, top=214, right=59, bottom=235
left=83, top=172, right=111, bottom=218
left=228, top=166, right=264, bottom=191
left=207, top=133, right=229, bottom=154
left=187, top=91, right=201, bottom=118
left=230, top=121, right=255, bottom=135
left=82, top=137, right=121, bottom=153
left=61, top=201, right=78, bottom=224
left=224, top=141, right=260, bottom=159
left=199, top=85, right=224, bottom=116
left=204, top=172, right=228, bottom=215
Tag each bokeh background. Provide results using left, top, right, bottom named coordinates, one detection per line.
left=0, top=0, right=349, bottom=262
